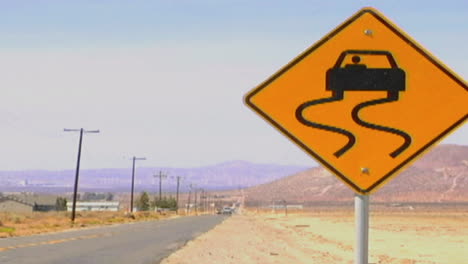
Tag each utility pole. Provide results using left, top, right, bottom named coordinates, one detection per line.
left=206, top=192, right=209, bottom=213
left=204, top=190, right=207, bottom=213
left=200, top=189, right=204, bottom=214
left=187, top=185, right=192, bottom=215
left=64, top=128, right=99, bottom=223
left=130, top=156, right=146, bottom=213
left=154, top=171, right=167, bottom=201
left=175, top=176, right=181, bottom=214
left=283, top=199, right=288, bottom=217
left=208, top=193, right=212, bottom=214
left=194, top=188, right=198, bottom=215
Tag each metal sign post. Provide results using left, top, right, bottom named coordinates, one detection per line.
left=355, top=194, right=369, bottom=264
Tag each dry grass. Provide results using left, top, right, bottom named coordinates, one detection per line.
left=0, top=211, right=178, bottom=238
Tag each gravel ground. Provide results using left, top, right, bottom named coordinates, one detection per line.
left=161, top=210, right=468, bottom=264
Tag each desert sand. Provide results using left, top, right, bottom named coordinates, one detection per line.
left=162, top=208, right=467, bottom=264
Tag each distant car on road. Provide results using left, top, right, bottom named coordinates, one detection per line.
left=221, top=207, right=233, bottom=215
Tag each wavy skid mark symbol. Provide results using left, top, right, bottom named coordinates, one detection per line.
left=351, top=91, right=412, bottom=158
left=295, top=91, right=356, bottom=158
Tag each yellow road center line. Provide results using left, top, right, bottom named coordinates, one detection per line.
left=0, top=232, right=113, bottom=252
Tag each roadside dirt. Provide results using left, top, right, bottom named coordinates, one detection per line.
left=162, top=209, right=467, bottom=264
left=0, top=211, right=178, bottom=237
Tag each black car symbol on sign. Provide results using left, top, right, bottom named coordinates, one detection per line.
left=296, top=50, right=411, bottom=158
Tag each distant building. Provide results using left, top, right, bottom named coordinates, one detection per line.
left=67, top=201, right=120, bottom=212
left=286, top=204, right=303, bottom=209
left=0, top=194, right=57, bottom=213
left=0, top=197, right=33, bottom=213
left=19, top=179, right=28, bottom=186
left=267, top=204, right=303, bottom=209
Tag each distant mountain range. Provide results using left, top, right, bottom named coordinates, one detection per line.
left=2, top=144, right=467, bottom=203
left=245, top=144, right=468, bottom=204
left=0, top=160, right=309, bottom=193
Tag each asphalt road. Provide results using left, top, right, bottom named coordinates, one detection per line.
left=0, top=215, right=226, bottom=264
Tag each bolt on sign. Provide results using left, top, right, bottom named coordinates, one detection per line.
left=244, top=7, right=468, bottom=194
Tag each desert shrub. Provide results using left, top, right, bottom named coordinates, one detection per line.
left=55, top=197, right=68, bottom=211
left=0, top=226, right=15, bottom=236
left=124, top=212, right=136, bottom=219
left=153, top=196, right=177, bottom=210
left=136, top=192, right=150, bottom=211
left=108, top=217, right=124, bottom=223
left=14, top=216, right=22, bottom=224
left=138, top=211, right=151, bottom=218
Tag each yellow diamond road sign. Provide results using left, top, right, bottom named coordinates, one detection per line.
left=244, top=7, right=468, bottom=194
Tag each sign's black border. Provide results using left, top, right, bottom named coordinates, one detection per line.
left=244, top=7, right=468, bottom=195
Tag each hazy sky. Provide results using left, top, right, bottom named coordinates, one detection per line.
left=0, top=0, right=466, bottom=170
